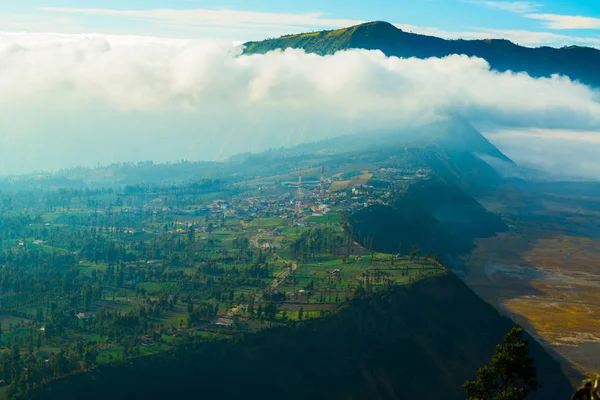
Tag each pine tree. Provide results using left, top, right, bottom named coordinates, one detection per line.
left=463, top=327, right=539, bottom=400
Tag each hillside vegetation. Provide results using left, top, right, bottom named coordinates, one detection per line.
left=244, top=21, right=600, bottom=88
left=350, top=177, right=506, bottom=261
left=28, top=274, right=572, bottom=400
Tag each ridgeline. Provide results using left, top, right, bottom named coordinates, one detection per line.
left=244, top=21, right=600, bottom=88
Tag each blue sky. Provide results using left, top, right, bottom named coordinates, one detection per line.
left=0, top=0, right=599, bottom=46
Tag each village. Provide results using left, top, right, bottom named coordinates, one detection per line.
left=0, top=159, right=442, bottom=396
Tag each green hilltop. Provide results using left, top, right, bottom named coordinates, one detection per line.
left=244, top=21, right=600, bottom=87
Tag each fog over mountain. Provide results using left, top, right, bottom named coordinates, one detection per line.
left=1, top=32, right=600, bottom=177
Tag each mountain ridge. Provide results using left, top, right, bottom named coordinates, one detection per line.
left=244, top=21, right=600, bottom=87
left=349, top=175, right=507, bottom=263
left=244, top=116, right=515, bottom=193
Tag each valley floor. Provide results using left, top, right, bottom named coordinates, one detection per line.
left=465, top=186, right=600, bottom=381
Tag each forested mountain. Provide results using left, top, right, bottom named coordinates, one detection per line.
left=28, top=274, right=572, bottom=400
left=241, top=116, right=513, bottom=193
left=244, top=21, right=600, bottom=87
left=349, top=177, right=507, bottom=262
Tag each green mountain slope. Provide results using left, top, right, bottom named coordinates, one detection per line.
left=281, top=116, right=511, bottom=162
left=244, top=21, right=600, bottom=87
left=350, top=176, right=507, bottom=261
left=27, top=274, right=572, bottom=400
left=286, top=117, right=512, bottom=193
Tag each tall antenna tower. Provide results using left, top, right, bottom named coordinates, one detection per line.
left=295, top=173, right=303, bottom=215
left=320, top=166, right=325, bottom=203
left=257, top=204, right=261, bottom=231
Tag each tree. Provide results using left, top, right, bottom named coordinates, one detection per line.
left=11, top=342, right=20, bottom=363
left=83, top=284, right=93, bottom=312
left=84, top=349, right=97, bottom=369
left=247, top=298, right=255, bottom=317
left=122, top=340, right=131, bottom=361
left=463, top=327, right=539, bottom=400
left=410, top=244, right=420, bottom=262
left=187, top=225, right=195, bottom=244
left=570, top=376, right=599, bottom=400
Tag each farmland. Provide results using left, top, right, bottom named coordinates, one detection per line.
left=0, top=161, right=442, bottom=398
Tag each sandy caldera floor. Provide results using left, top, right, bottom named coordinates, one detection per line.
left=464, top=232, right=600, bottom=380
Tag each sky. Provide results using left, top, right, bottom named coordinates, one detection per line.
left=0, top=0, right=599, bottom=47
left=0, top=1, right=600, bottom=178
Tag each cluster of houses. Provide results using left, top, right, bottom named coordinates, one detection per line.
left=378, top=167, right=431, bottom=181
left=76, top=312, right=96, bottom=320
left=89, top=165, right=433, bottom=245
left=215, top=317, right=233, bottom=327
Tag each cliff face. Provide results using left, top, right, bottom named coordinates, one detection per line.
left=30, top=274, right=571, bottom=400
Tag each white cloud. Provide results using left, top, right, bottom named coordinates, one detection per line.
left=0, top=31, right=193, bottom=47
left=481, top=28, right=600, bottom=47
left=467, top=2, right=600, bottom=33
left=37, top=6, right=600, bottom=48
left=486, top=128, right=600, bottom=179
left=395, top=23, right=600, bottom=47
left=468, top=1, right=541, bottom=14
left=0, top=33, right=600, bottom=176
left=526, top=13, right=600, bottom=30
left=0, top=11, right=82, bottom=33
left=40, top=7, right=364, bottom=36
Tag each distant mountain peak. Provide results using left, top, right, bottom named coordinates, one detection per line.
left=354, top=20, right=400, bottom=31
left=358, top=20, right=396, bottom=27
left=244, top=22, right=600, bottom=87
left=350, top=21, right=405, bottom=39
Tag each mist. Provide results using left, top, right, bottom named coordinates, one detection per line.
left=1, top=32, right=600, bottom=177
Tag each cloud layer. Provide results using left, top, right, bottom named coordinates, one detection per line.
left=468, top=1, right=541, bottom=14
left=527, top=13, right=600, bottom=30
left=29, top=7, right=600, bottom=48
left=1, top=33, right=600, bottom=177
left=39, top=7, right=365, bottom=33
left=486, top=129, right=600, bottom=179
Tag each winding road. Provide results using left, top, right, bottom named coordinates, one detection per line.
left=225, top=234, right=297, bottom=318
